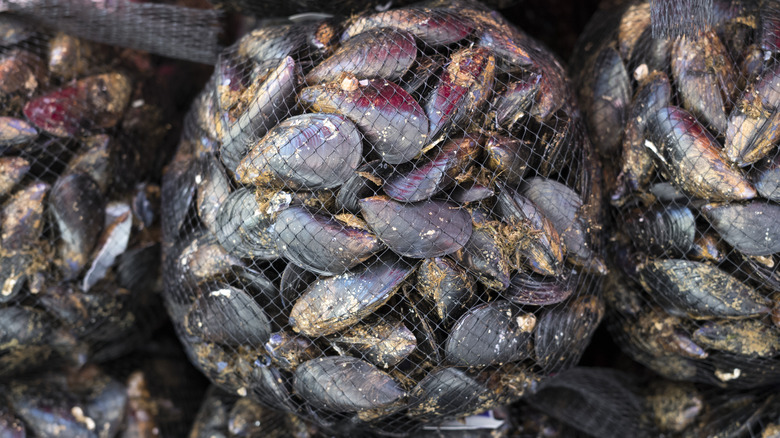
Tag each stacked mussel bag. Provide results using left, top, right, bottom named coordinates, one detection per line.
left=0, top=7, right=218, bottom=435
left=162, top=0, right=607, bottom=434
left=0, top=19, right=175, bottom=377
left=574, top=0, right=780, bottom=389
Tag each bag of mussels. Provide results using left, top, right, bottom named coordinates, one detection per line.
left=0, top=333, right=210, bottom=436
left=0, top=15, right=183, bottom=377
left=162, top=0, right=607, bottom=434
left=521, top=366, right=780, bottom=437
left=573, top=0, right=780, bottom=388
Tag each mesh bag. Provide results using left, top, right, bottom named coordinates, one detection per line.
left=189, top=385, right=321, bottom=438
left=207, top=0, right=521, bottom=17
left=101, top=325, right=212, bottom=437
left=572, top=0, right=780, bottom=389
left=0, top=15, right=196, bottom=377
left=2, top=0, right=222, bottom=64
left=162, top=0, right=607, bottom=434
left=521, top=366, right=780, bottom=438
left=188, top=389, right=576, bottom=438
left=0, top=330, right=209, bottom=437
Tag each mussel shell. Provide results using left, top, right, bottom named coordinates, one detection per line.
left=185, top=284, right=272, bottom=346
left=161, top=158, right=197, bottom=240
left=760, top=1, right=780, bottom=53
left=7, top=370, right=127, bottom=438
left=280, top=262, right=318, bottom=309
left=726, top=63, right=780, bottom=166
left=236, top=113, right=362, bottom=189
left=445, top=300, right=533, bottom=367
left=293, top=356, right=405, bottom=412
left=227, top=397, right=266, bottom=437
left=701, top=202, right=780, bottom=256
left=0, top=157, right=30, bottom=198
left=416, top=257, right=476, bottom=323
left=330, top=318, right=417, bottom=369
left=289, top=253, right=414, bottom=336
left=0, top=306, right=52, bottom=348
left=485, top=135, right=533, bottom=185
left=0, top=250, right=37, bottom=303
left=0, top=16, right=33, bottom=46
left=497, top=186, right=565, bottom=277
left=217, top=56, right=301, bottom=172
left=425, top=46, right=496, bottom=140
left=65, top=135, right=113, bottom=194
left=671, top=31, right=735, bottom=135
left=335, top=159, right=393, bottom=213
left=583, top=46, right=630, bottom=156
left=623, top=203, right=695, bottom=256
left=407, top=367, right=488, bottom=422
left=359, top=196, right=472, bottom=259
left=613, top=71, right=670, bottom=199
left=306, top=28, right=416, bottom=84
left=215, top=188, right=279, bottom=260
left=0, top=117, right=37, bottom=149
left=474, top=15, right=534, bottom=68
left=450, top=208, right=510, bottom=290
left=384, top=136, right=480, bottom=203
left=236, top=21, right=332, bottom=64
left=23, top=73, right=132, bottom=137
left=754, top=154, right=780, bottom=202
left=494, top=74, right=540, bottom=130
left=641, top=259, right=771, bottom=318
left=48, top=33, right=94, bottom=80
left=274, top=206, right=384, bottom=276
left=264, top=331, right=319, bottom=371
left=688, top=233, right=727, bottom=263
left=401, top=54, right=445, bottom=95
left=38, top=281, right=134, bottom=342
left=504, top=270, right=575, bottom=306
left=300, top=78, right=428, bottom=165
left=449, top=182, right=494, bottom=204
left=647, top=106, right=756, bottom=201
left=81, top=202, right=132, bottom=292
left=522, top=177, right=604, bottom=274
left=534, top=295, right=605, bottom=372
left=178, top=233, right=244, bottom=284
left=341, top=7, right=472, bottom=47
left=50, top=173, right=104, bottom=279
left=1, top=181, right=49, bottom=250
left=693, top=319, right=780, bottom=358
left=196, top=154, right=232, bottom=236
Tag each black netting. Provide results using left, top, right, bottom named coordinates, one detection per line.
left=573, top=0, right=780, bottom=390
left=0, top=16, right=205, bottom=380
left=0, top=327, right=209, bottom=437
left=162, top=0, right=607, bottom=434
left=207, top=0, right=521, bottom=17
left=2, top=0, right=222, bottom=64
left=523, top=365, right=780, bottom=438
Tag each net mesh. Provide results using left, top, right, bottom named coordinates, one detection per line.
left=207, top=0, right=521, bottom=17
left=0, top=327, right=209, bottom=437
left=523, top=365, right=780, bottom=438
left=0, top=15, right=203, bottom=380
left=573, top=0, right=780, bottom=390
left=2, top=0, right=222, bottom=64
left=161, top=0, right=607, bottom=434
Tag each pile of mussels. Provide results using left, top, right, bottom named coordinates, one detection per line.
left=575, top=0, right=780, bottom=388
left=163, top=0, right=606, bottom=432
left=0, top=19, right=170, bottom=376
left=0, top=340, right=207, bottom=437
